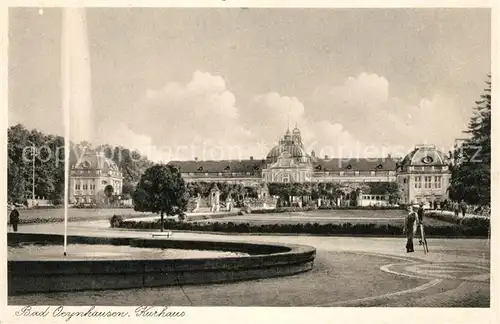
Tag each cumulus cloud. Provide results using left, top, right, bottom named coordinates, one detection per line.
left=246, top=92, right=367, bottom=158
left=109, top=71, right=260, bottom=161
left=93, top=70, right=469, bottom=162
left=311, top=72, right=469, bottom=154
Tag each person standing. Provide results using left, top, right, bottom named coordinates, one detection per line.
left=404, top=205, right=417, bottom=253
left=9, top=205, right=20, bottom=232
left=460, top=200, right=468, bottom=218
left=453, top=201, right=460, bottom=217
left=416, top=203, right=425, bottom=245
left=417, top=203, right=425, bottom=223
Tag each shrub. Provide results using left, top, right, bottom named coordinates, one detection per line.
left=117, top=218, right=488, bottom=237
left=110, top=215, right=124, bottom=228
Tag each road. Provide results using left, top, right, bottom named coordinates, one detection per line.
left=8, top=220, right=490, bottom=307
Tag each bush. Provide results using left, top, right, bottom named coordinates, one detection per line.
left=110, top=215, right=124, bottom=228
left=248, top=206, right=403, bottom=214
left=116, top=218, right=488, bottom=237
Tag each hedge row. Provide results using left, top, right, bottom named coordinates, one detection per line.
left=116, top=219, right=489, bottom=237
left=15, top=214, right=136, bottom=225
left=249, top=206, right=404, bottom=214
left=425, top=211, right=490, bottom=229
left=317, top=206, right=403, bottom=211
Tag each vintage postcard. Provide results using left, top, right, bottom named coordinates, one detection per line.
left=1, top=1, right=498, bottom=324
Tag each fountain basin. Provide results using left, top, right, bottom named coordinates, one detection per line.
left=8, top=233, right=316, bottom=295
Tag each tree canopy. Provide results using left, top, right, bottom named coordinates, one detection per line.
left=133, top=164, right=189, bottom=230
left=7, top=124, right=154, bottom=205
left=450, top=75, right=491, bottom=205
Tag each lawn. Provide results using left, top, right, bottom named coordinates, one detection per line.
left=193, top=209, right=454, bottom=227
left=7, top=208, right=151, bottom=223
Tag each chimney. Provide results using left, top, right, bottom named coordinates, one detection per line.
left=387, top=154, right=391, bottom=159
left=194, top=157, right=198, bottom=161
left=250, top=156, right=254, bottom=160
left=324, top=155, right=329, bottom=160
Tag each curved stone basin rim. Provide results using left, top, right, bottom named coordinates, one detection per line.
left=8, top=232, right=316, bottom=295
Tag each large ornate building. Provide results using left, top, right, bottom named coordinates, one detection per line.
left=69, top=150, right=123, bottom=205
left=168, top=126, right=451, bottom=205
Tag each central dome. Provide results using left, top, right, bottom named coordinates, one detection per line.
left=266, top=126, right=310, bottom=163
left=267, top=143, right=308, bottom=159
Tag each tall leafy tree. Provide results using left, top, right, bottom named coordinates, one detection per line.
left=133, top=164, right=188, bottom=231
left=450, top=75, right=491, bottom=205
left=7, top=124, right=154, bottom=206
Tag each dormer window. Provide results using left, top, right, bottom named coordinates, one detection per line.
left=376, top=164, right=383, bottom=169
left=315, top=165, right=322, bottom=171
left=345, top=164, right=352, bottom=170
left=197, top=166, right=203, bottom=172
left=224, top=166, right=231, bottom=171
left=82, top=161, right=91, bottom=169
left=253, top=165, right=260, bottom=170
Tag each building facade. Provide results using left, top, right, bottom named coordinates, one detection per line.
left=69, top=150, right=123, bottom=205
left=396, top=144, right=451, bottom=205
left=168, top=126, right=451, bottom=205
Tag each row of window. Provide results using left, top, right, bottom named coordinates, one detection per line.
left=314, top=171, right=396, bottom=177
left=361, top=195, right=387, bottom=201
left=407, top=166, right=448, bottom=171
left=185, top=171, right=398, bottom=177
left=186, top=172, right=257, bottom=177
left=414, top=176, right=442, bottom=189
left=75, top=184, right=96, bottom=190
left=72, top=170, right=121, bottom=176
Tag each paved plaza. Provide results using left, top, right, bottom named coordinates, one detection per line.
left=8, top=220, right=490, bottom=307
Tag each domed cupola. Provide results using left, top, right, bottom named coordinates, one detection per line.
left=266, top=125, right=310, bottom=163
left=399, top=145, right=449, bottom=171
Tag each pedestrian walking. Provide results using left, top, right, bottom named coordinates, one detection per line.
left=9, top=205, right=20, bottom=232
left=404, top=205, right=417, bottom=253
left=433, top=201, right=438, bottom=210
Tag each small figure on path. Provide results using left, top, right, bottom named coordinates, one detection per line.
left=453, top=201, right=460, bottom=217
left=9, top=205, right=20, bottom=232
left=416, top=203, right=425, bottom=245
left=404, top=205, right=417, bottom=253
left=417, top=203, right=424, bottom=223
left=460, top=200, right=468, bottom=218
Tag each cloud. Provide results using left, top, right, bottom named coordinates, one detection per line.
left=106, top=71, right=259, bottom=161
left=246, top=92, right=367, bottom=158
left=92, top=71, right=469, bottom=162
left=311, top=72, right=469, bottom=153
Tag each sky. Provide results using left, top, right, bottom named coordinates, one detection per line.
left=8, top=8, right=491, bottom=161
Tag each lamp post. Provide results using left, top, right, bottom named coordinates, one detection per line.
left=32, top=146, right=36, bottom=201
left=26, top=141, right=37, bottom=204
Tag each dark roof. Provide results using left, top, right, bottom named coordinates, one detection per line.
left=312, top=158, right=399, bottom=172
left=73, top=151, right=120, bottom=173
left=169, top=157, right=400, bottom=173
left=399, top=145, right=448, bottom=167
left=168, top=159, right=267, bottom=173
left=266, top=143, right=309, bottom=159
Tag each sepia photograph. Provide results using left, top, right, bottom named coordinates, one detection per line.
left=4, top=4, right=493, bottom=316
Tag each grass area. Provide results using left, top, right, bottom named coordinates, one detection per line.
left=194, top=209, right=454, bottom=227
left=8, top=208, right=152, bottom=224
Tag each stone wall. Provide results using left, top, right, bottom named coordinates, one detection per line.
left=8, top=233, right=316, bottom=295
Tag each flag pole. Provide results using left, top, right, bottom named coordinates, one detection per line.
left=62, top=8, right=71, bottom=257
